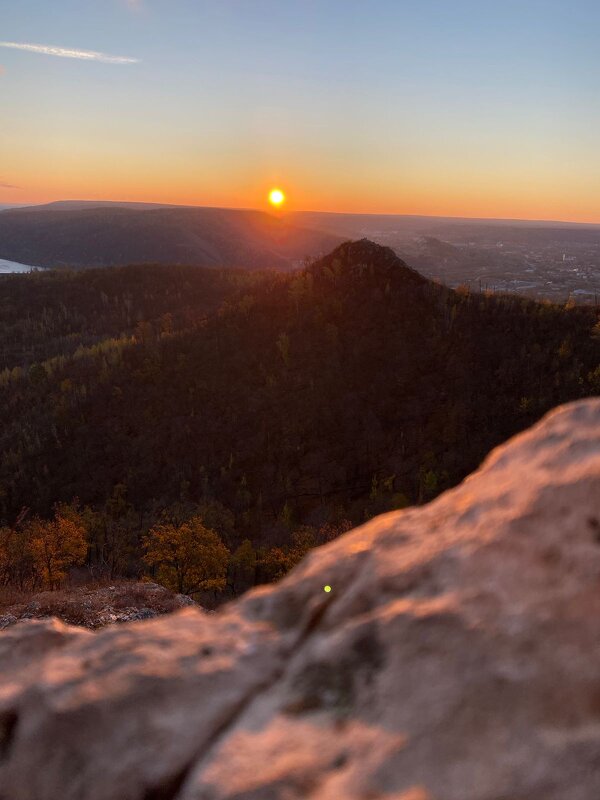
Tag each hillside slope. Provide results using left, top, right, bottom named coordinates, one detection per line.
left=0, top=264, right=261, bottom=371
left=0, top=240, right=597, bottom=557
left=0, top=205, right=342, bottom=269
left=1, top=398, right=599, bottom=800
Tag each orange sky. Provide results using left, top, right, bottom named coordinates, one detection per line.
left=4, top=125, right=599, bottom=223
left=4, top=162, right=599, bottom=224
left=2, top=1, right=600, bottom=224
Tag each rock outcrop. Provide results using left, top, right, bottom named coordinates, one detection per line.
left=0, top=581, right=196, bottom=631
left=1, top=399, right=599, bottom=800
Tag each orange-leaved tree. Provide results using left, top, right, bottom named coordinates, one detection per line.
left=143, top=516, right=230, bottom=596
left=26, top=504, right=88, bottom=590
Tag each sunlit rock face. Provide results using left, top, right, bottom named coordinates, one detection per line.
left=1, top=399, right=599, bottom=800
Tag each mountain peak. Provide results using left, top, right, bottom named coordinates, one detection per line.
left=310, top=238, right=428, bottom=286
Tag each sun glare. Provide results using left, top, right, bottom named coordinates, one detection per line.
left=269, top=188, right=285, bottom=208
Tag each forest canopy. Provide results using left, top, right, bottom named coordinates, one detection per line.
left=0, top=240, right=598, bottom=600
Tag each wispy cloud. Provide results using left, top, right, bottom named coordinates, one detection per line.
left=0, top=42, right=140, bottom=65
left=0, top=182, right=19, bottom=190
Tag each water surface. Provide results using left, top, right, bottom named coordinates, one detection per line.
left=0, top=259, right=37, bottom=274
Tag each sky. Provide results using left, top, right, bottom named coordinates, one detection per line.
left=1, top=0, right=600, bottom=221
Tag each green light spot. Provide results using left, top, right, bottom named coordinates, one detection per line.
left=323, top=585, right=332, bottom=593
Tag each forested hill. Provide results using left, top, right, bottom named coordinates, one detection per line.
left=0, top=265, right=262, bottom=371
left=0, top=205, right=342, bottom=270
left=0, top=239, right=598, bottom=576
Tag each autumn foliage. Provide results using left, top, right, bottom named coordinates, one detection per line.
left=0, top=504, right=88, bottom=591
left=143, top=516, right=230, bottom=596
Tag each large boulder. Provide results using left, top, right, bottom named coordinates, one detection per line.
left=1, top=399, right=599, bottom=800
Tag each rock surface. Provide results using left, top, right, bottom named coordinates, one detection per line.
left=1, top=399, right=599, bottom=800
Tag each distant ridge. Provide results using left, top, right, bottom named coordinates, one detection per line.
left=5, top=200, right=195, bottom=213
left=0, top=205, right=343, bottom=270
left=6, top=201, right=599, bottom=228
left=292, top=209, right=600, bottom=230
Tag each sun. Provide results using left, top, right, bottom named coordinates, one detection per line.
left=269, top=188, right=285, bottom=208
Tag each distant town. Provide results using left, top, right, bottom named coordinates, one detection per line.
left=293, top=212, right=600, bottom=304
left=398, top=233, right=600, bottom=303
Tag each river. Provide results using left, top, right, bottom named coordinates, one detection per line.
left=0, top=259, right=38, bottom=274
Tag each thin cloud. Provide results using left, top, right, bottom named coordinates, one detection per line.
left=0, top=41, right=140, bottom=65
left=0, top=183, right=19, bottom=190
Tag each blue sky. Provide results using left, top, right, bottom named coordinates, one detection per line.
left=2, top=0, right=599, bottom=220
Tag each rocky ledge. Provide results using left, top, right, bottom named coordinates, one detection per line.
left=0, top=581, right=195, bottom=631
left=1, top=399, right=599, bottom=800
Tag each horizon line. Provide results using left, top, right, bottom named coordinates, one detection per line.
left=3, top=198, right=600, bottom=228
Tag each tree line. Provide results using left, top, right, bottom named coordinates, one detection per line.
left=0, top=495, right=351, bottom=600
